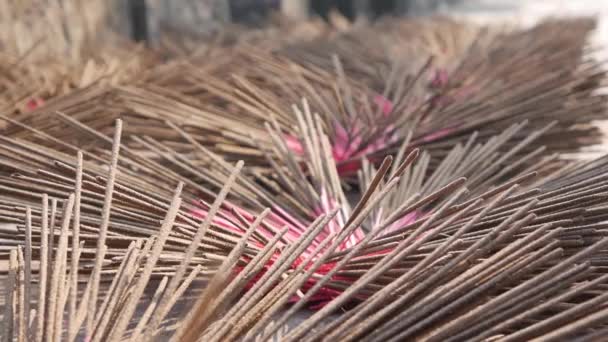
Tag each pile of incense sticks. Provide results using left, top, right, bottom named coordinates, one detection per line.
left=2, top=4, right=608, bottom=341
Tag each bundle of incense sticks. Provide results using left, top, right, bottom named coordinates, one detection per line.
left=1, top=5, right=608, bottom=341
left=6, top=18, right=602, bottom=175
left=3, top=120, right=608, bottom=340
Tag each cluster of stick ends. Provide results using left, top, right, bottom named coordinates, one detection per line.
left=2, top=9, right=608, bottom=342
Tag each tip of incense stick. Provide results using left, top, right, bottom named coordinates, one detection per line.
left=455, top=177, right=467, bottom=185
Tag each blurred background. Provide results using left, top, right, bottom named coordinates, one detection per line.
left=122, top=1, right=608, bottom=50
left=25, top=1, right=601, bottom=46
left=5, top=1, right=608, bottom=58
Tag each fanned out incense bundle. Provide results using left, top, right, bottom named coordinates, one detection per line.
left=3, top=120, right=608, bottom=341
left=4, top=18, right=604, bottom=174
left=1, top=6, right=608, bottom=342
left=180, top=17, right=603, bottom=171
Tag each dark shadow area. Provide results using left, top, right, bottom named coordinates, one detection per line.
left=129, top=0, right=149, bottom=42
